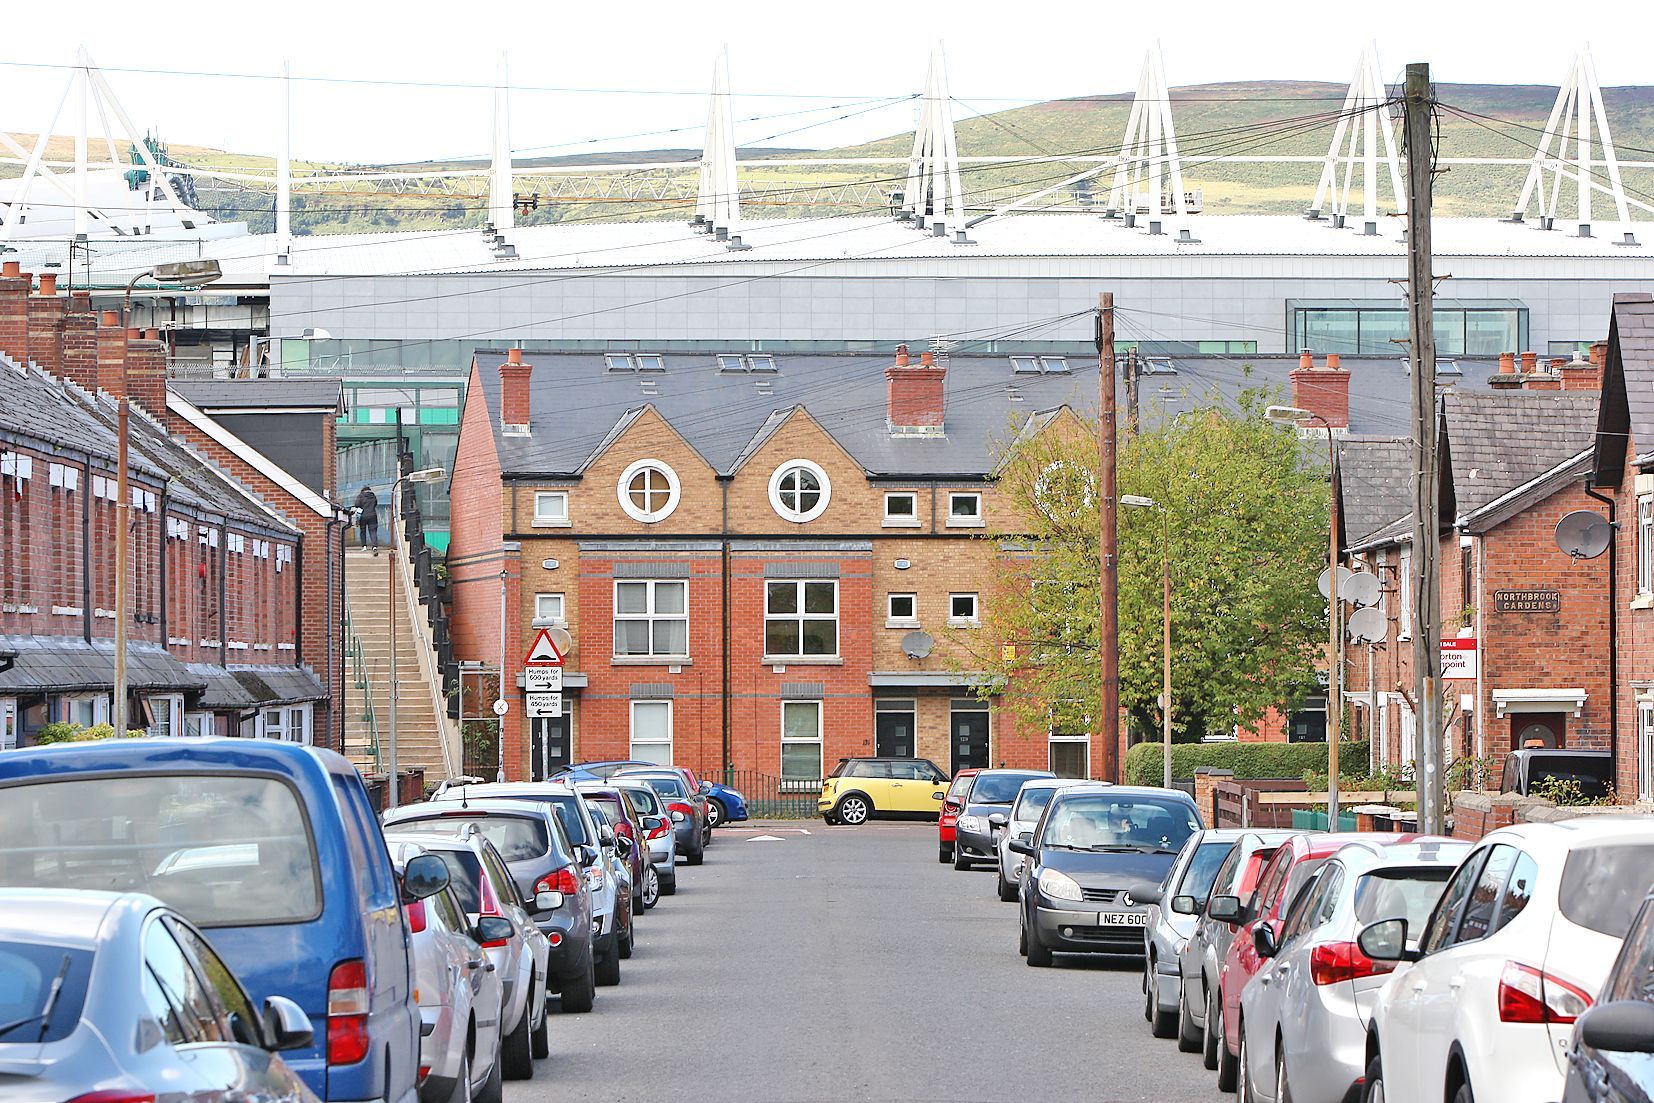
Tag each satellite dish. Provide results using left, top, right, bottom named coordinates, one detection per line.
left=1555, top=510, right=1612, bottom=560
left=546, top=626, right=573, bottom=653
left=901, top=631, right=935, bottom=659
left=1317, top=565, right=1354, bottom=600
left=1342, top=572, right=1382, bottom=608
left=1347, top=606, right=1387, bottom=644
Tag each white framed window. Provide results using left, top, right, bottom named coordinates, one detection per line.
left=1, top=699, right=16, bottom=751
left=1397, top=546, right=1413, bottom=639
left=769, top=460, right=831, bottom=523
left=747, top=354, right=776, bottom=373
left=630, top=700, right=672, bottom=764
left=535, top=592, right=566, bottom=625
left=257, top=705, right=312, bottom=744
left=144, top=694, right=182, bottom=738
left=781, top=700, right=823, bottom=786
left=765, top=580, right=838, bottom=658
left=604, top=353, right=635, bottom=372
left=65, top=693, right=109, bottom=729
left=616, top=459, right=681, bottom=523
left=533, top=491, right=569, bottom=527
left=183, top=711, right=216, bottom=738
left=946, top=492, right=983, bottom=527
left=614, top=580, right=688, bottom=659
left=883, top=491, right=919, bottom=527
left=1399, top=703, right=1417, bottom=767
left=1010, top=355, right=1040, bottom=374
left=1049, top=733, right=1090, bottom=779
left=1639, top=698, right=1654, bottom=802
left=887, top=592, right=918, bottom=626
left=1639, top=496, right=1653, bottom=595
left=633, top=353, right=665, bottom=373
left=948, top=592, right=980, bottom=626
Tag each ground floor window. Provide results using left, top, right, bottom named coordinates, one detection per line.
left=64, top=693, right=109, bottom=730
left=258, top=705, right=312, bottom=744
left=0, top=699, right=15, bottom=750
left=1287, top=696, right=1328, bottom=743
left=1049, top=734, right=1090, bottom=779
left=630, top=700, right=672, bottom=764
left=1639, top=700, right=1654, bottom=803
left=143, top=694, right=182, bottom=739
left=781, top=700, right=823, bottom=786
left=1399, top=705, right=1417, bottom=767
left=183, top=711, right=218, bottom=738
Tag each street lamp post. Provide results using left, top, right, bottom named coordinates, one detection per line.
left=385, top=466, right=446, bottom=808
left=1266, top=404, right=1343, bottom=828
left=1122, top=494, right=1172, bottom=789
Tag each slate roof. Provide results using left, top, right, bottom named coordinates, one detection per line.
left=171, top=379, right=343, bottom=412
left=0, top=635, right=206, bottom=695
left=1593, top=293, right=1654, bottom=485
left=1442, top=389, right=1599, bottom=514
left=469, top=350, right=1502, bottom=479
left=1337, top=437, right=1413, bottom=545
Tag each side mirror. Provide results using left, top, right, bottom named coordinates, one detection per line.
left=670, top=810, right=686, bottom=823
left=1580, top=1000, right=1654, bottom=1054
left=400, top=853, right=450, bottom=903
left=261, top=995, right=314, bottom=1052
left=1206, top=895, right=1242, bottom=923
left=697, top=781, right=713, bottom=795
left=1008, top=836, right=1036, bottom=857
left=1135, top=884, right=1163, bottom=906
left=533, top=890, right=564, bottom=912
left=1171, top=894, right=1199, bottom=916
left=1357, top=918, right=1416, bottom=963
left=598, top=824, right=616, bottom=846
left=474, top=915, right=515, bottom=946
left=987, top=813, right=1008, bottom=828
left=1252, top=922, right=1278, bottom=959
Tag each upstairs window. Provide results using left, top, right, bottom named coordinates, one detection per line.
left=614, top=580, right=688, bottom=659
left=533, top=491, right=569, bottom=526
left=947, top=492, right=983, bottom=527
left=770, top=460, right=830, bottom=523
left=1010, top=355, right=1040, bottom=374
left=605, top=353, right=634, bottom=373
left=765, top=581, right=838, bottom=658
left=1639, top=496, right=1653, bottom=596
left=883, top=492, right=918, bottom=526
left=718, top=353, right=779, bottom=374
left=617, top=460, right=680, bottom=524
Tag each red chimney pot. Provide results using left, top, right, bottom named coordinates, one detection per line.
left=37, top=273, right=56, bottom=295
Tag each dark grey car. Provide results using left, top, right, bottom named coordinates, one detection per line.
left=1564, top=888, right=1654, bottom=1103
left=951, top=768, right=1055, bottom=872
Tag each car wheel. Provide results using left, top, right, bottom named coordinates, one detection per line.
left=1276, top=1047, right=1292, bottom=1103
left=500, top=992, right=534, bottom=1080
left=997, top=868, right=1018, bottom=902
left=446, top=1049, right=473, bottom=1103
left=641, top=866, right=660, bottom=910
left=530, top=985, right=549, bottom=1060
left=595, top=935, right=621, bottom=987
left=1452, top=1080, right=1474, bottom=1103
left=953, top=845, right=972, bottom=871
left=1215, top=994, right=1239, bottom=1092
left=1143, top=960, right=1155, bottom=1022
left=823, top=813, right=840, bottom=826
left=938, top=842, right=952, bottom=864
left=1362, top=1053, right=1384, bottom=1103
left=618, top=918, right=634, bottom=960
left=475, top=1043, right=504, bottom=1103
left=1174, top=980, right=1201, bottom=1052
left=1024, top=920, right=1053, bottom=967
left=686, top=842, right=704, bottom=866
left=558, top=952, right=595, bottom=1013
left=834, top=794, right=871, bottom=826
left=1237, top=1022, right=1254, bottom=1103
left=1018, top=916, right=1028, bottom=957
left=708, top=799, right=726, bottom=828
left=1202, top=984, right=1221, bottom=1068
left=1149, top=967, right=1177, bottom=1040
left=659, top=870, right=677, bottom=897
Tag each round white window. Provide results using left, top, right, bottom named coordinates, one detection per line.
left=769, top=460, right=831, bottom=523
left=617, top=459, right=681, bottom=523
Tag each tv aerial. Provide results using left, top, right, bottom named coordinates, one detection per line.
left=901, top=631, right=935, bottom=660
left=1554, top=510, right=1613, bottom=560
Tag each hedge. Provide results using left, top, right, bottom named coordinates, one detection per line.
left=1123, top=740, right=1371, bottom=786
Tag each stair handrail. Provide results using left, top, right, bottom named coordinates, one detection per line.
left=344, top=609, right=381, bottom=771
left=389, top=478, right=460, bottom=781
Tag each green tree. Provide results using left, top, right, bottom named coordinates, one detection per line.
left=959, top=385, right=1330, bottom=746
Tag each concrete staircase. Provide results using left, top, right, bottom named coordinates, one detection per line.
left=344, top=548, right=450, bottom=780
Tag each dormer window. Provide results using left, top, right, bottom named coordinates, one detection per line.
left=1010, top=355, right=1040, bottom=374
left=747, top=354, right=777, bottom=373
left=634, top=354, right=666, bottom=373
left=605, top=353, right=634, bottom=373
left=606, top=353, right=666, bottom=373
left=718, top=353, right=779, bottom=374
left=1039, top=357, right=1069, bottom=374
left=718, top=354, right=745, bottom=373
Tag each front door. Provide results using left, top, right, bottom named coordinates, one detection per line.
left=531, top=715, right=570, bottom=780
left=1511, top=711, right=1564, bottom=749
left=875, top=707, right=915, bottom=758
left=951, top=705, right=990, bottom=774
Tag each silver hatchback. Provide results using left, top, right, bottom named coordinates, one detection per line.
left=1139, top=829, right=1255, bottom=1039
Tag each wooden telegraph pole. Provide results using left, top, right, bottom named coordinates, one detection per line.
left=1097, top=293, right=1120, bottom=782
left=1404, top=63, right=1446, bottom=834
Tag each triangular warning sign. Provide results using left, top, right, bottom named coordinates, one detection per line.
left=523, top=628, right=565, bottom=666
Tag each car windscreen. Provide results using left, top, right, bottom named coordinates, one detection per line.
left=0, top=942, right=93, bottom=1044
left=970, top=773, right=1047, bottom=805
left=1040, top=795, right=1199, bottom=853
left=1353, top=867, right=1454, bottom=928
left=429, top=850, right=485, bottom=913
left=459, top=794, right=590, bottom=847
left=617, top=786, right=661, bottom=816
left=1177, top=841, right=1235, bottom=901
left=390, top=813, right=549, bottom=862
left=1561, top=844, right=1654, bottom=935
left=637, top=776, right=687, bottom=800
left=1012, top=786, right=1058, bottom=823
left=0, top=775, right=320, bottom=927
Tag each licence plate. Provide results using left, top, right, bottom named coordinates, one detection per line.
left=1099, top=911, right=1149, bottom=927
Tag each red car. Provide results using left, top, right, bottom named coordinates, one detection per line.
left=936, top=768, right=980, bottom=864
left=1209, top=832, right=1415, bottom=1091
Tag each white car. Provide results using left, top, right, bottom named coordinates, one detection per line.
left=1359, top=818, right=1654, bottom=1103
left=994, top=778, right=1076, bottom=902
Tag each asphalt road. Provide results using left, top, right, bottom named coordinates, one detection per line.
left=507, top=820, right=1229, bottom=1103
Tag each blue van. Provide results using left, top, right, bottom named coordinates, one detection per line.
left=0, top=739, right=420, bottom=1103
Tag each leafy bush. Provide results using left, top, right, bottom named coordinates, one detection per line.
left=1531, top=776, right=1616, bottom=807
left=1124, top=740, right=1371, bottom=786
left=1445, top=754, right=1501, bottom=792
left=31, top=721, right=143, bottom=745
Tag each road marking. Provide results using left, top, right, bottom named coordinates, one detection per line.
left=747, top=834, right=786, bottom=842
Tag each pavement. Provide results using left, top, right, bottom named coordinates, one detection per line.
left=507, top=820, right=1228, bottom=1103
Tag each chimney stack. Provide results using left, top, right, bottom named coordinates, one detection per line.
left=499, top=348, right=532, bottom=433
left=1561, top=344, right=1605, bottom=392
left=1287, top=348, right=1350, bottom=430
left=25, top=274, right=65, bottom=377
left=124, top=330, right=169, bottom=414
left=885, top=344, right=947, bottom=436
left=96, top=311, right=129, bottom=397
left=0, top=263, right=30, bottom=365
left=60, top=294, right=98, bottom=391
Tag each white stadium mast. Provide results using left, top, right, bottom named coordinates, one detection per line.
left=898, top=44, right=970, bottom=244
left=692, top=50, right=747, bottom=249
left=1104, top=45, right=1196, bottom=242
left=1306, top=44, right=1405, bottom=234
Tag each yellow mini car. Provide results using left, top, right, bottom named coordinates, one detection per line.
left=818, top=757, right=950, bottom=825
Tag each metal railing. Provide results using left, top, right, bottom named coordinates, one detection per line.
left=344, top=609, right=380, bottom=771
left=392, top=429, right=461, bottom=779
left=723, top=768, right=826, bottom=820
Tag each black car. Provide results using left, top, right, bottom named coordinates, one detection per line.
left=1500, top=748, right=1615, bottom=799
left=1563, top=889, right=1654, bottom=1102
left=1009, top=783, right=1203, bottom=965
left=950, top=768, right=1054, bottom=872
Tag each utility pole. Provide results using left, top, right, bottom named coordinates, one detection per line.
left=1404, top=62, right=1446, bottom=835
left=1097, top=292, right=1120, bottom=783
left=112, top=398, right=129, bottom=737
left=1125, top=346, right=1141, bottom=438
left=1161, top=505, right=1172, bottom=789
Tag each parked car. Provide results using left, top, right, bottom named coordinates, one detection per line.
left=385, top=842, right=507, bottom=1103
left=951, top=768, right=1056, bottom=872
left=1358, top=819, right=1654, bottom=1103
left=702, top=781, right=749, bottom=828
left=613, top=779, right=680, bottom=900
left=575, top=762, right=718, bottom=846
left=383, top=791, right=601, bottom=1011
left=818, top=756, right=950, bottom=826
left=583, top=804, right=638, bottom=962
left=1564, top=888, right=1654, bottom=1102
left=574, top=783, right=652, bottom=913
left=1176, top=829, right=1297, bottom=1062
left=383, top=828, right=549, bottom=1084
left=614, top=768, right=708, bottom=866
left=1500, top=748, right=1615, bottom=800
left=1009, top=783, right=1203, bottom=965
left=1236, top=837, right=1469, bottom=1103
left=995, top=777, right=1074, bottom=901
left=0, top=888, right=318, bottom=1103
left=1139, top=829, right=1252, bottom=1039
left=0, top=738, right=421, bottom=1103
left=1212, top=832, right=1403, bottom=1091
left=937, top=768, right=982, bottom=864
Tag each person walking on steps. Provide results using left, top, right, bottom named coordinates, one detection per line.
left=354, top=484, right=380, bottom=555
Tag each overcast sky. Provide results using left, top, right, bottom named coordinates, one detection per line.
left=1, top=0, right=1641, bottom=164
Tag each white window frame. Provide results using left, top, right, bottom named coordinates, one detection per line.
left=1048, top=733, right=1090, bottom=777
left=780, top=700, right=824, bottom=788
left=633, top=353, right=665, bottom=373
left=183, top=711, right=216, bottom=738
left=1039, top=356, right=1070, bottom=374
left=616, top=459, right=681, bottom=524
left=1397, top=546, right=1414, bottom=640
left=629, top=700, right=673, bottom=765
left=768, top=460, right=831, bottom=523
left=0, top=698, right=16, bottom=751
left=886, top=592, right=919, bottom=627
left=1639, top=496, right=1653, bottom=596
left=1399, top=702, right=1417, bottom=767
left=532, top=491, right=569, bottom=527
left=65, top=693, right=110, bottom=729
left=882, top=491, right=919, bottom=527
left=1010, top=355, right=1040, bottom=374
left=535, top=592, right=566, bottom=625
left=764, top=579, right=839, bottom=660
left=946, top=491, right=983, bottom=528
left=948, top=592, right=980, bottom=627
left=613, top=579, right=689, bottom=660
left=145, top=694, right=183, bottom=739
left=1639, top=698, right=1654, bottom=802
